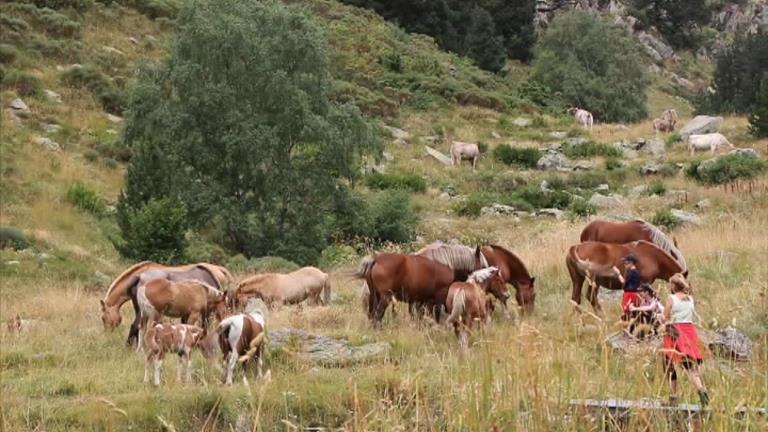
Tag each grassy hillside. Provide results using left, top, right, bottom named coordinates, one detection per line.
left=1, top=0, right=767, bottom=431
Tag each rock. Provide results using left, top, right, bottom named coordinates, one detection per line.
left=382, top=125, right=410, bottom=141
left=127, top=37, right=139, bottom=45
left=537, top=151, right=571, bottom=171
left=480, top=204, right=518, bottom=217
left=106, top=114, right=123, bottom=123
left=35, top=253, right=50, bottom=264
left=588, top=193, right=623, bottom=209
left=566, top=137, right=588, bottom=146
left=728, top=148, right=758, bottom=159
left=442, top=184, right=458, bottom=197
left=695, top=199, right=711, bottom=209
left=43, top=123, right=62, bottom=134
left=549, top=131, right=567, bottom=139
left=267, top=327, right=390, bottom=366
left=491, top=131, right=501, bottom=138
left=712, top=326, right=753, bottom=360
left=595, top=184, right=610, bottom=193
left=381, top=151, right=394, bottom=162
left=670, top=209, right=701, bottom=226
left=512, top=117, right=531, bottom=127
left=424, top=145, right=452, bottom=166
left=641, top=162, right=661, bottom=175
left=536, top=208, right=565, bottom=219
left=679, top=115, right=723, bottom=140
left=56, top=64, right=82, bottom=73
left=439, top=192, right=451, bottom=201
left=43, top=89, right=62, bottom=104
left=33, top=136, right=62, bottom=152
left=540, top=180, right=551, bottom=192
left=572, top=160, right=595, bottom=171
left=101, top=46, right=124, bottom=56
left=636, top=31, right=675, bottom=62
left=9, top=98, right=29, bottom=112
left=638, top=138, right=666, bottom=159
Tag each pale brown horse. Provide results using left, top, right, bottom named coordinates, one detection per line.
left=143, top=323, right=207, bottom=386
left=445, top=267, right=506, bottom=352
left=230, top=267, right=330, bottom=309
left=100, top=262, right=233, bottom=346
left=580, top=219, right=687, bottom=271
left=481, top=244, right=536, bottom=316
left=566, top=240, right=688, bottom=313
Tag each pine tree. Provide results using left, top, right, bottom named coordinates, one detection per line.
left=749, top=77, right=768, bottom=138
left=463, top=7, right=506, bottom=73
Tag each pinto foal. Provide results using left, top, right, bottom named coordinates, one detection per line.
left=211, top=302, right=267, bottom=385
left=143, top=323, right=207, bottom=386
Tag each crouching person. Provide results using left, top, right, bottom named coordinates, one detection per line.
left=143, top=323, right=207, bottom=386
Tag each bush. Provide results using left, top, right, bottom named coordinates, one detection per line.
left=61, top=65, right=125, bottom=114
left=605, top=156, right=623, bottom=171
left=2, top=70, right=41, bottom=96
left=651, top=208, right=682, bottom=231
left=366, top=190, right=417, bottom=243
left=657, top=163, right=679, bottom=177
left=665, top=132, right=681, bottom=147
left=184, top=236, right=228, bottom=264
left=647, top=180, right=667, bottom=196
left=37, top=8, right=81, bottom=37
left=319, top=244, right=358, bottom=269
left=364, top=172, right=426, bottom=193
left=115, top=197, right=189, bottom=263
left=687, top=153, right=767, bottom=185
left=66, top=182, right=106, bottom=217
left=452, top=192, right=494, bottom=218
left=568, top=171, right=609, bottom=189
left=568, top=199, right=596, bottom=218
left=0, top=44, right=18, bottom=64
left=749, top=77, right=768, bottom=138
left=83, top=149, right=99, bottom=162
left=0, top=226, right=29, bottom=250
left=492, top=145, right=542, bottom=168
left=561, top=141, right=622, bottom=158
left=514, top=185, right=572, bottom=209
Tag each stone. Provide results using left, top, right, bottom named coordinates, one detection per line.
left=424, top=145, right=452, bottom=166
left=127, top=37, right=139, bottom=45
left=491, top=131, right=501, bottom=139
left=566, top=137, right=588, bottom=146
left=267, top=327, right=390, bottom=366
left=439, top=192, right=451, bottom=201
left=33, top=136, right=62, bottom=152
left=712, top=326, right=753, bottom=360
left=638, top=138, right=666, bottom=159
left=43, top=89, right=62, bottom=104
left=106, top=114, right=123, bottom=123
left=679, top=116, right=723, bottom=140
left=537, top=151, right=571, bottom=171
left=595, top=184, right=610, bottom=193
left=382, top=125, right=410, bottom=141
left=588, top=193, right=623, bottom=209
left=382, top=151, right=394, bottom=162
left=43, top=124, right=62, bottom=134
left=629, top=185, right=649, bottom=197
left=641, top=162, right=661, bottom=175
left=480, top=204, right=518, bottom=217
left=728, top=148, right=758, bottom=158
left=695, top=199, right=711, bottom=209
left=572, top=160, right=595, bottom=171
left=540, top=180, right=551, bottom=192
left=512, top=117, right=531, bottom=127
left=670, top=209, right=701, bottom=226
left=102, top=46, right=124, bottom=56
left=56, top=64, right=82, bottom=73
left=9, top=98, right=29, bottom=112
left=549, top=131, right=567, bottom=139
left=536, top=208, right=565, bottom=219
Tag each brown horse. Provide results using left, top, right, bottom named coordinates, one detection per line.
left=481, top=245, right=536, bottom=316
left=580, top=219, right=687, bottom=271
left=415, top=242, right=489, bottom=281
left=208, top=299, right=268, bottom=385
left=143, top=323, right=207, bottom=386
left=566, top=240, right=688, bottom=313
left=100, top=262, right=233, bottom=346
left=445, top=267, right=506, bottom=352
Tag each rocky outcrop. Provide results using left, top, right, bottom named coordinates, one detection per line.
left=606, top=326, right=754, bottom=360
left=268, top=327, right=390, bottom=366
left=480, top=204, right=519, bottom=217
left=537, top=150, right=571, bottom=171
left=679, top=115, right=723, bottom=140
left=712, top=1, right=768, bottom=34
left=424, top=145, right=452, bottom=166
left=588, top=193, right=623, bottom=209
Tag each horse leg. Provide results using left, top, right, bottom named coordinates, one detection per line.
left=136, top=314, right=149, bottom=353
left=224, top=351, right=237, bottom=385
left=176, top=353, right=184, bottom=383
left=374, top=293, right=392, bottom=322
left=588, top=283, right=602, bottom=314
left=567, top=258, right=585, bottom=308
left=256, top=346, right=263, bottom=379
left=128, top=296, right=141, bottom=347
left=143, top=353, right=152, bottom=384
left=153, top=355, right=162, bottom=386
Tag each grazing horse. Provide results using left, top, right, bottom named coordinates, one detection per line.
left=230, top=267, right=330, bottom=309
left=143, top=323, right=207, bottom=386
left=480, top=245, right=536, bottom=316
left=445, top=267, right=505, bottom=352
left=450, top=141, right=480, bottom=169
left=662, top=109, right=679, bottom=125
left=415, top=242, right=489, bottom=281
left=580, top=219, right=687, bottom=272
left=100, top=262, right=233, bottom=346
left=652, top=118, right=675, bottom=133
left=687, top=133, right=733, bottom=155
left=566, top=241, right=688, bottom=313
left=137, top=279, right=228, bottom=348
left=210, top=299, right=267, bottom=385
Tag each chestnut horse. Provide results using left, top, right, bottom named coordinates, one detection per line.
left=580, top=219, right=687, bottom=271
left=415, top=242, right=489, bottom=281
left=566, top=240, right=688, bottom=313
left=481, top=245, right=536, bottom=316
left=100, top=262, right=232, bottom=346
left=445, top=267, right=506, bottom=352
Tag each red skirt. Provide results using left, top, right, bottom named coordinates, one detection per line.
left=621, top=292, right=640, bottom=313
left=662, top=323, right=703, bottom=363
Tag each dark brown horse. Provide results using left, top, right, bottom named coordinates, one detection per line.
left=580, top=219, right=687, bottom=271
left=481, top=245, right=536, bottom=316
left=566, top=240, right=688, bottom=313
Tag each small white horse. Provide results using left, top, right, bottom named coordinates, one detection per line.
left=231, top=267, right=330, bottom=309
left=143, top=323, right=207, bottom=386
left=569, top=107, right=594, bottom=129
left=450, top=141, right=480, bottom=170
left=212, top=299, right=267, bottom=385
left=687, top=133, right=733, bottom=155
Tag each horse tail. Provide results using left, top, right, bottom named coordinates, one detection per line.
left=446, top=289, right=466, bottom=326
left=238, top=332, right=265, bottom=363
left=322, top=274, right=331, bottom=305
left=360, top=281, right=370, bottom=312
left=355, top=256, right=375, bottom=280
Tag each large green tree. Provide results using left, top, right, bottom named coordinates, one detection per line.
left=118, top=0, right=379, bottom=264
left=630, top=0, right=710, bottom=49
left=529, top=11, right=648, bottom=123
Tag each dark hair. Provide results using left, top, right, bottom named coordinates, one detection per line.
left=639, top=283, right=656, bottom=297
left=623, top=255, right=638, bottom=264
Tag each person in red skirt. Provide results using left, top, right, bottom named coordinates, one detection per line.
left=617, top=255, right=641, bottom=321
left=662, top=273, right=710, bottom=406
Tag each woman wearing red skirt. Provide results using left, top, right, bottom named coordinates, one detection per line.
left=662, top=274, right=709, bottom=406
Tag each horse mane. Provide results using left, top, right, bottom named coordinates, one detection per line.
left=466, top=266, right=499, bottom=284
left=632, top=240, right=684, bottom=272
left=634, top=219, right=687, bottom=271
left=104, top=261, right=154, bottom=300
left=416, top=243, right=488, bottom=271
left=488, top=244, right=533, bottom=280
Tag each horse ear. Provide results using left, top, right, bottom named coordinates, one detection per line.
left=99, top=299, right=106, bottom=310
left=673, top=236, right=679, bottom=247
left=475, top=246, right=481, bottom=257
left=530, top=277, right=536, bottom=284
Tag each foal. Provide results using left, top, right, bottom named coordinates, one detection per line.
left=445, top=267, right=505, bottom=352
left=143, top=323, right=207, bottom=386
left=211, top=299, right=267, bottom=385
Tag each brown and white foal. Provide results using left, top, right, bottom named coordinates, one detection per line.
left=143, top=323, right=206, bottom=386
left=211, top=299, right=267, bottom=385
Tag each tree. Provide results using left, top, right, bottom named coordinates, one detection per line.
left=115, top=197, right=189, bottom=264
left=529, top=11, right=648, bottom=123
left=480, top=0, right=536, bottom=62
left=464, top=7, right=506, bottom=73
left=749, top=76, right=768, bottom=138
left=118, top=0, right=379, bottom=264
left=631, top=0, right=710, bottom=49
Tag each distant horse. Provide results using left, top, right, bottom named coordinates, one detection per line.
left=566, top=240, right=688, bottom=313
left=100, top=262, right=233, bottom=346
left=568, top=107, right=594, bottom=129
left=450, top=141, right=480, bottom=169
left=137, top=278, right=228, bottom=349
left=480, top=244, right=536, bottom=316
left=208, top=298, right=267, bottom=385
left=143, top=323, right=207, bottom=386
left=580, top=219, right=687, bottom=272
left=445, top=267, right=506, bottom=352
left=230, top=267, right=330, bottom=309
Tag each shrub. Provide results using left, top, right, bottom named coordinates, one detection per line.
left=95, top=141, right=131, bottom=162
left=66, top=182, right=106, bottom=217
left=568, top=199, right=596, bottom=218
left=561, top=141, right=622, bottom=158
left=2, top=70, right=41, bottom=96
left=364, top=172, right=426, bottom=193
left=657, top=163, right=679, bottom=177
left=0, top=226, right=29, bottom=250
left=0, top=44, right=18, bottom=64
left=514, top=185, right=572, bottom=209
left=568, top=171, right=609, bottom=189
left=647, top=180, right=667, bottom=196
left=492, top=145, right=542, bottom=168
left=452, top=192, right=494, bottom=218
left=366, top=190, right=417, bottom=243
left=687, top=153, right=767, bottom=185
left=651, top=208, right=682, bottom=231
left=749, top=77, right=768, bottom=138
left=665, top=132, right=681, bottom=147
left=83, top=149, right=99, bottom=162
left=184, top=236, right=228, bottom=264
left=61, top=65, right=124, bottom=114
left=319, top=244, right=358, bottom=269
left=605, top=156, right=623, bottom=171
left=37, top=8, right=81, bottom=37
left=115, top=197, right=189, bottom=263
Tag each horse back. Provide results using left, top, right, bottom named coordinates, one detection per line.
left=580, top=220, right=650, bottom=244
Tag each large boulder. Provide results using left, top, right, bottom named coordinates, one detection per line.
left=424, top=145, right=452, bottom=166
left=588, top=193, right=623, bottom=209
left=268, top=327, right=390, bottom=366
left=679, top=116, right=723, bottom=140
left=537, top=151, right=571, bottom=171
left=637, top=138, right=666, bottom=159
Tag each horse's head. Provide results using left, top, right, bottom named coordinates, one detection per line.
left=212, top=295, right=230, bottom=321
left=99, top=299, right=121, bottom=330
left=514, top=277, right=536, bottom=316
left=485, top=268, right=510, bottom=304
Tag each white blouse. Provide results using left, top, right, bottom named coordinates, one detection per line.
left=669, top=294, right=695, bottom=324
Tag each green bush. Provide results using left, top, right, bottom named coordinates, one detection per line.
left=568, top=199, right=596, bottom=218
left=0, top=44, right=18, bottom=64
left=115, top=197, right=189, bottom=263
left=605, top=156, right=623, bottom=171
left=66, top=182, right=106, bottom=217
left=2, top=70, right=41, bottom=96
left=561, top=141, right=622, bottom=158
left=95, top=141, right=131, bottom=162
left=366, top=190, right=417, bottom=243
left=0, top=14, right=30, bottom=33
left=568, top=171, right=609, bottom=189
left=749, top=77, right=768, bottom=138
left=665, top=132, right=682, bottom=147
left=452, top=192, right=494, bottom=218
left=686, top=153, right=767, bottom=185
left=37, top=8, right=81, bottom=37
left=28, top=36, right=82, bottom=60
left=0, top=226, right=29, bottom=250
left=184, top=236, right=228, bottom=264
left=514, top=185, right=572, bottom=209
left=61, top=65, right=125, bottom=114
left=364, top=172, right=426, bottom=193
left=319, top=244, right=358, bottom=269
left=492, top=145, right=542, bottom=168
left=651, top=208, right=682, bottom=231
left=647, top=180, right=667, bottom=196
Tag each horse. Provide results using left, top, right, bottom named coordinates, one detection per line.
left=230, top=267, right=330, bottom=309
left=5, top=314, right=36, bottom=334
left=565, top=240, right=688, bottom=313
left=445, top=267, right=505, bottom=352
left=687, top=133, right=733, bottom=155
left=653, top=117, right=675, bottom=133
left=208, top=298, right=267, bottom=385
left=579, top=219, right=687, bottom=271
left=661, top=109, right=679, bottom=126
left=143, top=323, right=207, bottom=386
left=100, top=262, right=233, bottom=346
left=137, top=278, right=228, bottom=349
left=568, top=107, right=594, bottom=129
left=415, top=242, right=489, bottom=281
left=480, top=244, right=536, bottom=316
left=450, top=141, right=480, bottom=170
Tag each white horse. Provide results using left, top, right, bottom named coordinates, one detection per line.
left=231, top=267, right=330, bottom=308
left=687, top=133, right=733, bottom=155
left=569, top=107, right=594, bottom=129
left=450, top=141, right=480, bottom=169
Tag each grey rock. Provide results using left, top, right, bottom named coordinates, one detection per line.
left=712, top=326, right=753, bottom=360
left=127, top=37, right=139, bottom=45
left=595, top=184, right=610, bottom=193
left=536, top=208, right=565, bottom=219
left=382, top=125, right=410, bottom=141
left=641, top=162, right=661, bottom=175
left=728, top=148, right=758, bottom=158
left=9, top=98, right=29, bottom=112
left=106, top=114, right=123, bottom=124
left=680, top=116, right=723, bottom=140
left=638, top=138, right=666, bottom=159
left=540, top=180, right=551, bottom=192
left=537, top=151, right=571, bottom=171
left=588, top=193, right=623, bottom=209
left=695, top=199, right=711, bottom=209
left=549, top=131, right=567, bottom=139
left=512, top=117, right=531, bottom=127
left=480, top=204, right=518, bottom=217
left=439, top=192, right=451, bottom=201
left=382, top=151, right=394, bottom=162
left=56, top=64, right=82, bottom=73
left=424, top=145, right=452, bottom=166
left=670, top=209, right=701, bottom=226
left=572, top=160, right=595, bottom=171
left=33, top=136, right=62, bottom=152
left=43, top=89, right=62, bottom=104
left=268, top=327, right=390, bottom=366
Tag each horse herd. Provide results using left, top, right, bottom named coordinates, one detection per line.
left=98, top=218, right=689, bottom=384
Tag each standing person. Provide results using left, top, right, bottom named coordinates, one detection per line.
left=617, top=255, right=641, bottom=321
left=662, top=274, right=709, bottom=406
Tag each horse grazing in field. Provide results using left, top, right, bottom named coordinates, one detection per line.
left=415, top=242, right=489, bottom=281
left=230, top=267, right=330, bottom=309
left=450, top=141, right=480, bottom=170
left=580, top=219, right=686, bottom=272
left=445, top=267, right=507, bottom=352
left=687, top=133, right=733, bottom=155
left=6, top=314, right=36, bottom=334
left=100, top=262, right=233, bottom=346
left=566, top=241, right=688, bottom=313
left=480, top=245, right=536, bottom=316
left=208, top=299, right=267, bottom=385
left=143, top=323, right=207, bottom=386
left=137, top=278, right=228, bottom=349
